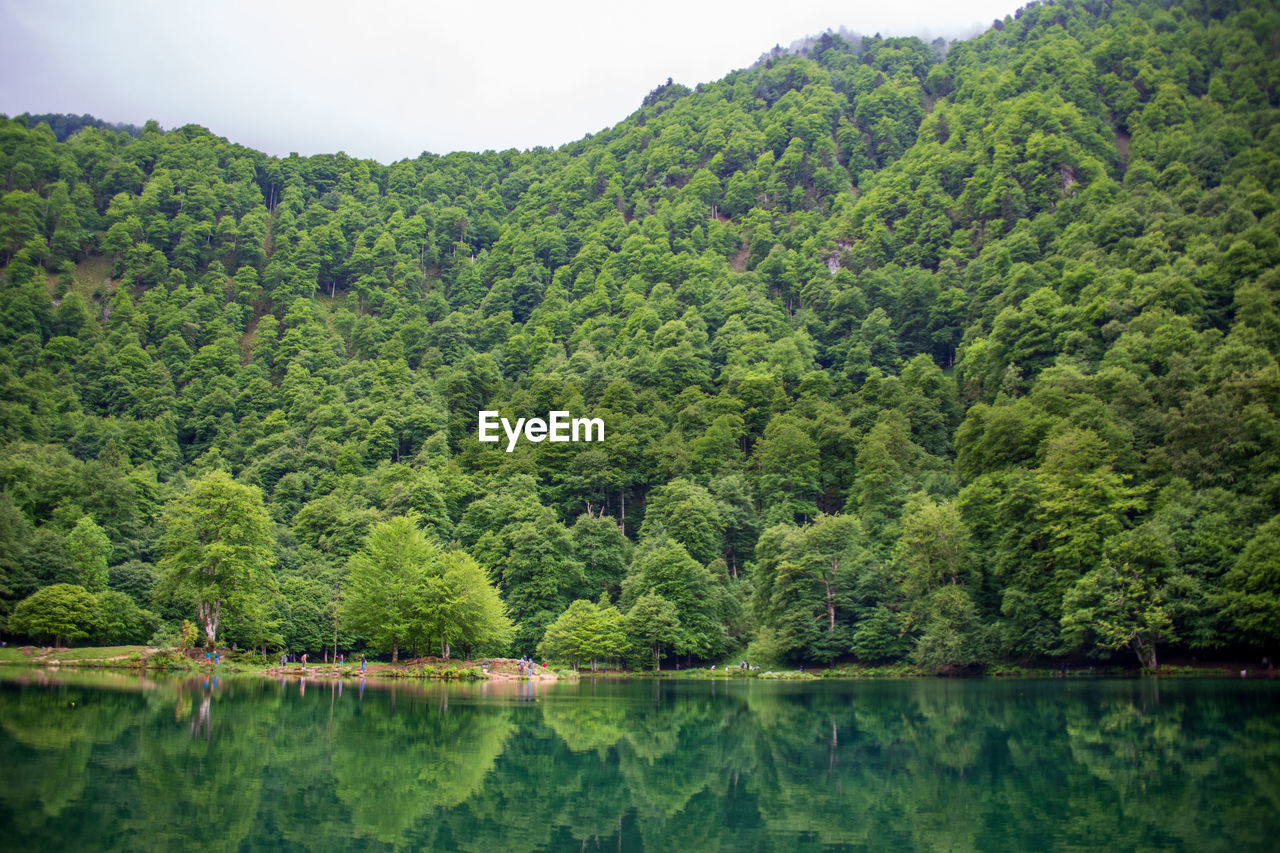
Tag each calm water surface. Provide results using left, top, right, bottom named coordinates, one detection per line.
left=1, top=670, right=1277, bottom=851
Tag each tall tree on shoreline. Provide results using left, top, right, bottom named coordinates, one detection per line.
left=157, top=471, right=275, bottom=650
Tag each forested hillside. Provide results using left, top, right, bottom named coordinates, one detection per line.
left=1, top=0, right=1277, bottom=669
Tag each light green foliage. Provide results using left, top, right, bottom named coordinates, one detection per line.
left=853, top=411, right=926, bottom=539
left=8, top=583, right=99, bottom=647
left=626, top=593, right=682, bottom=671
left=341, top=516, right=433, bottom=663
left=156, top=471, right=275, bottom=649
left=414, top=548, right=514, bottom=658
left=1033, top=429, right=1144, bottom=604
left=1061, top=558, right=1175, bottom=670
left=895, top=494, right=975, bottom=598
left=895, top=494, right=985, bottom=667
left=342, top=516, right=512, bottom=661
left=65, top=516, right=110, bottom=592
left=537, top=596, right=628, bottom=669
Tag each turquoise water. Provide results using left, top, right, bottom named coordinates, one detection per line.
left=1, top=670, right=1277, bottom=851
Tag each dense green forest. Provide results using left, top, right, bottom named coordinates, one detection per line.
left=1, top=0, right=1278, bottom=670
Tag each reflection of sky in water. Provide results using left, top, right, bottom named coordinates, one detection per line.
left=1, top=672, right=1278, bottom=851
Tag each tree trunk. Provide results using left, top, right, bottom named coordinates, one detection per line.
left=822, top=572, right=836, bottom=633
left=1132, top=636, right=1158, bottom=670
left=197, top=599, right=220, bottom=649
left=392, top=638, right=399, bottom=664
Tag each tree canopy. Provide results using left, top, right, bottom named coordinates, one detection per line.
left=2, top=0, right=1279, bottom=669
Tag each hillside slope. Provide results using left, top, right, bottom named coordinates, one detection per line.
left=1, top=0, right=1278, bottom=667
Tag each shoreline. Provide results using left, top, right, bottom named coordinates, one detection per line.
left=1, top=646, right=1265, bottom=681
left=0, top=646, right=567, bottom=682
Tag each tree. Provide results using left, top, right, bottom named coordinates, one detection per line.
left=792, top=514, right=863, bottom=636
left=414, top=548, right=514, bottom=659
left=627, top=593, right=681, bottom=671
left=538, top=596, right=628, bottom=670
left=93, top=589, right=159, bottom=644
left=8, top=584, right=99, bottom=647
left=570, top=513, right=631, bottom=600
left=457, top=477, right=585, bottom=653
left=1032, top=429, right=1144, bottom=619
left=66, top=516, right=110, bottom=592
left=754, top=514, right=869, bottom=662
left=910, top=585, right=990, bottom=673
left=1061, top=558, right=1175, bottom=670
left=342, top=517, right=511, bottom=661
left=754, top=415, right=821, bottom=524
left=156, top=471, right=275, bottom=649
left=895, top=496, right=975, bottom=597
left=1219, top=515, right=1280, bottom=650
left=637, top=479, right=724, bottom=565
left=341, top=516, right=433, bottom=663
left=621, top=540, right=727, bottom=660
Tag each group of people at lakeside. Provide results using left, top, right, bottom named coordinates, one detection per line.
left=272, top=652, right=366, bottom=672
left=516, top=656, right=545, bottom=676
left=709, top=660, right=761, bottom=673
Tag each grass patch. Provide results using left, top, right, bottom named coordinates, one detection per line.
left=48, top=255, right=114, bottom=302
left=756, top=669, right=819, bottom=680
left=0, top=645, right=208, bottom=671
left=0, top=645, right=148, bottom=663
left=47, top=645, right=144, bottom=661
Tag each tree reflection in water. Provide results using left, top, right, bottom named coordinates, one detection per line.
left=0, top=673, right=1278, bottom=851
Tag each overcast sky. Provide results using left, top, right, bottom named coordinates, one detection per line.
left=1, top=0, right=1024, bottom=163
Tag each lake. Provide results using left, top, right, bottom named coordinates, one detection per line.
left=0, top=670, right=1277, bottom=851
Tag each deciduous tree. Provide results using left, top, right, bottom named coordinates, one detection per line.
left=157, top=471, right=275, bottom=649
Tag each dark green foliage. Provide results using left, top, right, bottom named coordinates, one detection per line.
left=2, top=0, right=1279, bottom=667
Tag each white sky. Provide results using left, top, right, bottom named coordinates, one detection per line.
left=0, top=0, right=1024, bottom=163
